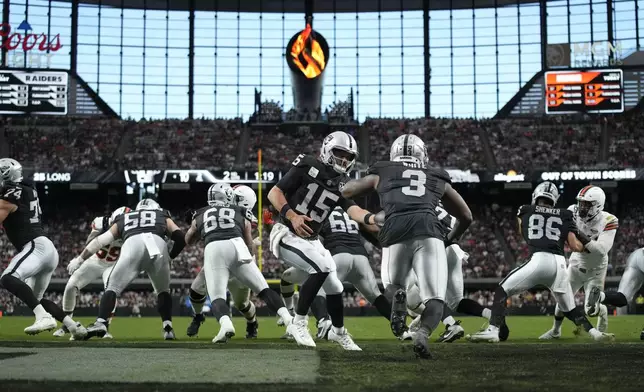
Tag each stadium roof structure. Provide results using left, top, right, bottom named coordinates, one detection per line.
left=63, top=0, right=542, bottom=13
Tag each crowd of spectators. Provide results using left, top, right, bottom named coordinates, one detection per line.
left=122, top=119, right=243, bottom=170
left=608, top=110, right=644, bottom=168
left=611, top=203, right=644, bottom=274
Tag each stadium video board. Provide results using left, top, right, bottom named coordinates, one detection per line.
left=0, top=70, right=68, bottom=115
left=545, top=69, right=623, bottom=114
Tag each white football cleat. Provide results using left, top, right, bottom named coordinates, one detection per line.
left=287, top=319, right=316, bottom=348
left=277, top=317, right=286, bottom=327
left=597, top=311, right=608, bottom=333
left=52, top=327, right=67, bottom=337
left=24, top=316, right=57, bottom=335
left=316, top=317, right=332, bottom=340
left=539, top=328, right=561, bottom=340
left=593, top=332, right=615, bottom=342
left=586, top=286, right=602, bottom=317
left=103, top=332, right=114, bottom=339
left=69, top=323, right=88, bottom=340
left=212, top=316, right=235, bottom=343
left=328, top=327, right=362, bottom=351
left=399, top=330, right=414, bottom=341
left=467, top=326, right=500, bottom=343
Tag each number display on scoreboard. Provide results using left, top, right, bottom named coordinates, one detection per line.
left=0, top=70, right=68, bottom=115
left=545, top=69, right=623, bottom=114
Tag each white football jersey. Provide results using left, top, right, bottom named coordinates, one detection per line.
left=567, top=205, right=619, bottom=269
left=89, top=216, right=124, bottom=263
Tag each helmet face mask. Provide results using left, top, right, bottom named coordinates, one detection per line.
left=576, top=185, right=605, bottom=220
left=320, top=131, right=358, bottom=174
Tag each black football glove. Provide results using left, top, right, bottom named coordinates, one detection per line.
left=184, top=209, right=196, bottom=225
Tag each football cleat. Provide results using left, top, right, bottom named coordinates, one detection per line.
left=52, top=325, right=69, bottom=337
left=287, top=319, right=316, bottom=348
left=408, top=315, right=421, bottom=332
left=280, top=331, right=295, bottom=340
left=212, top=316, right=235, bottom=343
left=467, top=325, right=500, bottom=343
left=437, top=320, right=465, bottom=343
left=390, top=289, right=408, bottom=337
left=399, top=330, right=414, bottom=341
left=316, top=317, right=332, bottom=340
left=586, top=287, right=602, bottom=317
left=103, top=332, right=114, bottom=339
left=328, top=327, right=362, bottom=351
left=592, top=332, right=615, bottom=342
left=24, top=316, right=57, bottom=335
left=69, top=322, right=88, bottom=340
left=412, top=329, right=431, bottom=359
left=640, top=328, right=644, bottom=340
left=187, top=313, right=205, bottom=337
left=84, top=322, right=108, bottom=340
left=499, top=322, right=510, bottom=342
left=246, top=320, right=259, bottom=339
left=538, top=328, right=561, bottom=340
left=163, top=324, right=176, bottom=340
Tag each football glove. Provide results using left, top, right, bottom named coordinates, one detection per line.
left=184, top=209, right=196, bottom=225
left=67, top=257, right=83, bottom=275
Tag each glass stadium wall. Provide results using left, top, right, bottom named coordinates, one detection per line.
left=1, top=0, right=643, bottom=120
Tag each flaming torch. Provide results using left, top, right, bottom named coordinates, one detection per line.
left=285, top=21, right=330, bottom=112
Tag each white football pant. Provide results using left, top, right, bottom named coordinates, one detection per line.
left=1, top=236, right=58, bottom=300
left=62, top=257, right=114, bottom=312
left=618, top=248, right=644, bottom=302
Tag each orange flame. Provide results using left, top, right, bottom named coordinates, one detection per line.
left=290, top=24, right=326, bottom=79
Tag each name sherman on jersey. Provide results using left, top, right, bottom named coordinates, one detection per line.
left=114, top=209, right=171, bottom=241
left=194, top=203, right=248, bottom=245
left=0, top=182, right=45, bottom=249
left=319, top=207, right=368, bottom=257
left=518, top=204, right=575, bottom=256
left=366, top=161, right=451, bottom=247
left=276, top=154, right=356, bottom=239
left=90, top=216, right=124, bottom=262
left=567, top=204, right=618, bottom=268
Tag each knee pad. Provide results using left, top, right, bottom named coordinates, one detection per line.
left=321, top=272, right=343, bottom=295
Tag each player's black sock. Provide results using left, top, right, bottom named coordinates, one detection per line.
left=295, top=272, right=329, bottom=316
left=189, top=288, right=206, bottom=303
left=373, top=295, right=391, bottom=320
left=157, top=291, right=173, bottom=322
left=258, top=288, right=286, bottom=314
left=326, top=293, right=344, bottom=328
left=419, top=299, right=444, bottom=334
left=98, top=290, right=117, bottom=324
left=311, top=295, right=328, bottom=322
left=40, top=298, right=67, bottom=323
left=490, top=286, right=508, bottom=328
left=563, top=306, right=594, bottom=332
left=0, top=275, right=40, bottom=309
left=211, top=298, right=230, bottom=321
left=457, top=298, right=486, bottom=317
left=602, top=291, right=628, bottom=307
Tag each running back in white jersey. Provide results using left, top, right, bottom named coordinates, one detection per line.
left=567, top=205, right=618, bottom=269
left=89, top=216, right=124, bottom=263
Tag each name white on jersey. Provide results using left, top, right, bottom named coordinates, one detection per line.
left=567, top=205, right=618, bottom=268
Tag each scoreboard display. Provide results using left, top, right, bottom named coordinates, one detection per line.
left=0, top=70, right=68, bottom=115
left=545, top=69, right=624, bottom=114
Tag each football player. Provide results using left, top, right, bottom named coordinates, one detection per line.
left=0, top=158, right=86, bottom=338
left=586, top=247, right=644, bottom=340
left=267, top=131, right=378, bottom=351
left=279, top=206, right=390, bottom=339
left=54, top=206, right=131, bottom=340
left=404, top=202, right=492, bottom=343
left=540, top=185, right=618, bottom=339
left=341, top=134, right=473, bottom=359
left=468, top=182, right=613, bottom=342
left=185, top=183, right=294, bottom=343
left=186, top=185, right=265, bottom=339
left=68, top=199, right=186, bottom=340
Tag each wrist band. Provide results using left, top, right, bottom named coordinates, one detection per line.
left=280, top=204, right=292, bottom=220
left=363, top=213, right=374, bottom=225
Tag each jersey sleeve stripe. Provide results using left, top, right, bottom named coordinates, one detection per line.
left=604, top=223, right=618, bottom=231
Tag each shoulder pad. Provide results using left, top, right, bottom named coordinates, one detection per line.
left=603, top=212, right=619, bottom=231
left=428, top=168, right=452, bottom=184
left=366, top=161, right=395, bottom=175
left=0, top=184, right=22, bottom=204
left=91, top=216, right=104, bottom=231
left=291, top=154, right=317, bottom=168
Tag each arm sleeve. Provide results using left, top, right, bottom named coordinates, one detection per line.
left=169, top=229, right=186, bottom=259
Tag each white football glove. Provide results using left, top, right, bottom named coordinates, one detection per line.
left=67, top=257, right=83, bottom=275
left=253, top=237, right=261, bottom=247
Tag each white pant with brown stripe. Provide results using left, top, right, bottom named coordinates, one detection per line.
left=1, top=236, right=58, bottom=300
left=380, top=237, right=448, bottom=303
left=618, top=248, right=644, bottom=303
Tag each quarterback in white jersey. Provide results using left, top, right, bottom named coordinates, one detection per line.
left=540, top=185, right=618, bottom=339
left=52, top=206, right=131, bottom=339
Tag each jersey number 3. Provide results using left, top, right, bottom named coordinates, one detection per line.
left=528, top=214, right=562, bottom=241
left=402, top=169, right=426, bottom=197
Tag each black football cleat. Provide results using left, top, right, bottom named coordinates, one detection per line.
left=246, top=320, right=259, bottom=339
left=499, top=322, right=510, bottom=342
left=390, top=289, right=408, bottom=338
left=640, top=327, right=644, bottom=341
left=437, top=320, right=465, bottom=343
left=163, top=324, right=176, bottom=340
left=186, top=313, right=205, bottom=337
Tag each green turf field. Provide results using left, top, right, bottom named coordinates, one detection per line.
left=1, top=315, right=643, bottom=391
